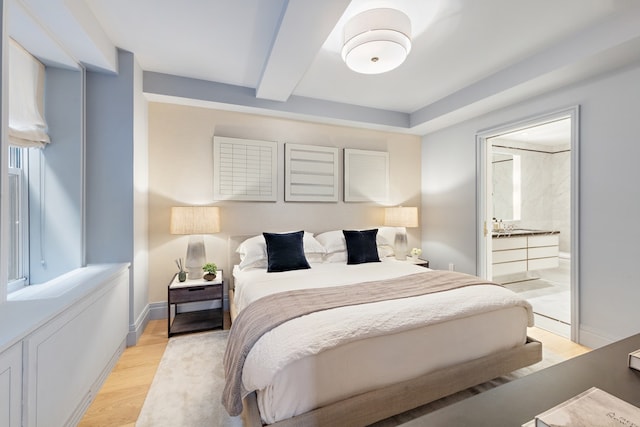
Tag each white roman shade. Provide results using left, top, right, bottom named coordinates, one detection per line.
left=8, top=39, right=50, bottom=148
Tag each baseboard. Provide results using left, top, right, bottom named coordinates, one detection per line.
left=149, top=301, right=168, bottom=320
left=533, top=314, right=570, bottom=338
left=579, top=325, right=617, bottom=349
left=127, top=304, right=151, bottom=346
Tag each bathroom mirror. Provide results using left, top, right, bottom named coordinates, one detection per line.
left=492, top=152, right=521, bottom=221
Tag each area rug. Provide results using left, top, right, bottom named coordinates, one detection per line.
left=136, top=331, right=565, bottom=426
left=136, top=330, right=242, bottom=427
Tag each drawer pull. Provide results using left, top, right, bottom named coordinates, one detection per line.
left=188, top=287, right=205, bottom=292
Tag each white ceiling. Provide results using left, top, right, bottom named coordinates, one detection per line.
left=8, top=0, right=640, bottom=135
left=491, top=118, right=571, bottom=152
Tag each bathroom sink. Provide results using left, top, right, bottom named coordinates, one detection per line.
left=492, top=228, right=552, bottom=236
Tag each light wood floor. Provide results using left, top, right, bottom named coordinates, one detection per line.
left=78, top=320, right=169, bottom=427
left=79, top=320, right=590, bottom=426
left=527, top=327, right=590, bottom=359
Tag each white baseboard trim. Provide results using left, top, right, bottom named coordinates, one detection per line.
left=127, top=304, right=151, bottom=347
left=149, top=301, right=168, bottom=320
left=579, top=325, right=617, bottom=349
left=533, top=314, right=570, bottom=339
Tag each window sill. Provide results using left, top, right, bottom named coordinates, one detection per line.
left=1, top=263, right=129, bottom=353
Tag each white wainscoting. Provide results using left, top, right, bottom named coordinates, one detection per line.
left=0, top=343, right=22, bottom=427
left=0, top=263, right=130, bottom=427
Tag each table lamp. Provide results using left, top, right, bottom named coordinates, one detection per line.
left=384, top=206, right=418, bottom=260
left=170, top=206, right=220, bottom=279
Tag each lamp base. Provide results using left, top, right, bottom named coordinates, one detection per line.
left=394, top=228, right=408, bottom=261
left=186, top=267, right=202, bottom=280
left=185, top=235, right=206, bottom=280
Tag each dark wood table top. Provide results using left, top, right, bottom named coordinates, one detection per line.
left=400, top=333, right=640, bottom=427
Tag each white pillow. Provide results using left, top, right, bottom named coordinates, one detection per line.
left=376, top=226, right=397, bottom=257
left=315, top=230, right=346, bottom=254
left=236, top=235, right=267, bottom=269
left=237, top=231, right=325, bottom=269
left=324, top=251, right=347, bottom=263
left=377, top=245, right=394, bottom=258
left=305, top=253, right=325, bottom=264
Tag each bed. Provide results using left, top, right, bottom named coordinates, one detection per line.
left=222, top=229, right=542, bottom=426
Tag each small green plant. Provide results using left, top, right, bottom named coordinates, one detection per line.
left=202, top=263, right=217, bottom=274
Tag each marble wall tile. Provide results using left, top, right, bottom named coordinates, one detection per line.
left=493, top=146, right=571, bottom=252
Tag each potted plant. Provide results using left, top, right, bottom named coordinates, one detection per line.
left=202, top=262, right=217, bottom=281
left=410, top=247, right=422, bottom=260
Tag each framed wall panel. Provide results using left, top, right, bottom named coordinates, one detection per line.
left=344, top=148, right=389, bottom=202
left=285, top=143, right=339, bottom=202
left=213, top=136, right=277, bottom=201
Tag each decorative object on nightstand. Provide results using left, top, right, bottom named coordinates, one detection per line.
left=170, top=206, right=220, bottom=280
left=202, top=262, right=217, bottom=281
left=410, top=247, right=422, bottom=260
left=384, top=206, right=418, bottom=261
left=168, top=270, right=223, bottom=337
left=175, top=258, right=187, bottom=282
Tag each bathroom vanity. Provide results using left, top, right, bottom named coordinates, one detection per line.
left=492, top=230, right=559, bottom=277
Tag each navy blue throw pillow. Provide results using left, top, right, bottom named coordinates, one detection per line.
left=263, top=231, right=311, bottom=273
left=342, top=229, right=381, bottom=265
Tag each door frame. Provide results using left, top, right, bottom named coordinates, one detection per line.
left=476, top=106, right=580, bottom=341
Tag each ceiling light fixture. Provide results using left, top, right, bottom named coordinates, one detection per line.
left=341, top=8, right=412, bottom=75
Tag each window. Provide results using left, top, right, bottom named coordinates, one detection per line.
left=8, top=146, right=29, bottom=292
left=5, top=39, right=48, bottom=294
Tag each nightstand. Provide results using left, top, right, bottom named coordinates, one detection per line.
left=168, top=271, right=223, bottom=337
left=406, top=257, right=430, bottom=268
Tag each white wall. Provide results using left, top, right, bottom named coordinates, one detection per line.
left=148, top=102, right=422, bottom=305
left=422, top=61, right=640, bottom=347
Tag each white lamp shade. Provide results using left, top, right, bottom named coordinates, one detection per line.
left=170, top=206, right=220, bottom=235
left=342, top=8, right=412, bottom=74
left=384, top=206, right=418, bottom=228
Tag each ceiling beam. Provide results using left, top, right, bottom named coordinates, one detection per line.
left=9, top=0, right=78, bottom=69
left=255, top=0, right=350, bottom=102
left=17, top=0, right=117, bottom=72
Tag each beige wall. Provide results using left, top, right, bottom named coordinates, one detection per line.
left=148, top=102, right=421, bottom=304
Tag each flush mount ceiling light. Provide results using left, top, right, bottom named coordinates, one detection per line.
left=341, top=8, right=412, bottom=75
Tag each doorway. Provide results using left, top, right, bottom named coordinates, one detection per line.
left=476, top=107, right=579, bottom=341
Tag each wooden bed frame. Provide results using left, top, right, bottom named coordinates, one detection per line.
left=241, top=338, right=541, bottom=427
left=226, top=235, right=543, bottom=427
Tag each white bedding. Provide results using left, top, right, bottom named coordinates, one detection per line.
left=232, top=260, right=533, bottom=424
left=233, top=259, right=430, bottom=312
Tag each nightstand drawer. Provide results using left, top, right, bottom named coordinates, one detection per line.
left=170, top=284, right=222, bottom=304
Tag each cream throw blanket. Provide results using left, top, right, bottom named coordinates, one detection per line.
left=221, top=270, right=515, bottom=416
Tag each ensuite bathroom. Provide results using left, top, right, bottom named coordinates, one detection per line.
left=489, top=118, right=572, bottom=338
